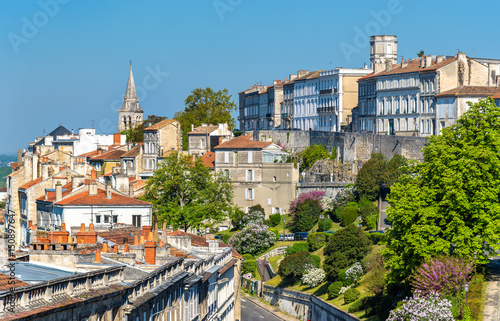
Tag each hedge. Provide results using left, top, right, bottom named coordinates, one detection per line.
left=307, top=232, right=326, bottom=251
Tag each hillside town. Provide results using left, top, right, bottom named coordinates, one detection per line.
left=3, top=33, right=500, bottom=321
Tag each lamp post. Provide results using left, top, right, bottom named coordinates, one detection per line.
left=282, top=218, right=286, bottom=241
left=473, top=251, right=477, bottom=283
left=464, top=283, right=469, bottom=306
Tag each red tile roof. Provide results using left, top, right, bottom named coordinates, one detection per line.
left=144, top=119, right=176, bottom=131
left=0, top=273, right=29, bottom=291
left=359, top=57, right=456, bottom=80
left=90, top=149, right=126, bottom=161
left=170, top=246, right=197, bottom=259
left=97, top=231, right=135, bottom=245
left=188, top=125, right=219, bottom=135
left=7, top=168, right=23, bottom=177
left=202, top=152, right=215, bottom=169
left=214, top=135, right=272, bottom=150
left=435, top=86, right=500, bottom=97
left=55, top=188, right=152, bottom=206
left=492, top=93, right=500, bottom=99
left=168, top=230, right=242, bottom=259
left=122, top=144, right=142, bottom=158
left=19, top=177, right=42, bottom=190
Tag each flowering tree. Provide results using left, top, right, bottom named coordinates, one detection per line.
left=301, top=264, right=326, bottom=288
left=290, top=190, right=325, bottom=231
left=412, top=256, right=473, bottom=295
left=242, top=208, right=265, bottom=225
left=320, top=197, right=335, bottom=212
left=345, top=262, right=364, bottom=284
left=228, top=223, right=276, bottom=255
left=289, top=190, right=325, bottom=212
left=387, top=291, right=453, bottom=321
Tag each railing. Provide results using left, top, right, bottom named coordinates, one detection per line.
left=317, top=106, right=336, bottom=114
left=281, top=113, right=290, bottom=119
left=320, top=88, right=332, bottom=94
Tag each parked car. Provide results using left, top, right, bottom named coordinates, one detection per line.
left=294, top=232, right=309, bottom=241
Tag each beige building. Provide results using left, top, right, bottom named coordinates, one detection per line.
left=188, top=123, right=233, bottom=156
left=214, top=135, right=299, bottom=217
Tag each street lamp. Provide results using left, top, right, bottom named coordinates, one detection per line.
left=464, top=283, right=469, bottom=306
left=282, top=218, right=286, bottom=241
left=473, top=251, right=477, bottom=283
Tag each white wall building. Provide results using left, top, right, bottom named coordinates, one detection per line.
left=293, top=70, right=320, bottom=131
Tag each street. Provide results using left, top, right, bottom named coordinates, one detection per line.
left=240, top=297, right=283, bottom=321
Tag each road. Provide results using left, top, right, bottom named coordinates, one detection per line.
left=240, top=297, right=283, bottom=321
left=379, top=199, right=391, bottom=230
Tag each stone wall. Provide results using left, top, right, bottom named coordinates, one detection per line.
left=254, top=130, right=427, bottom=165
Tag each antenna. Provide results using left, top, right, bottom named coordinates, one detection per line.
left=91, top=120, right=95, bottom=129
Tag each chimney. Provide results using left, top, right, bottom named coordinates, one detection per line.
left=289, top=74, right=297, bottom=81
left=385, top=60, right=392, bottom=71
left=297, top=69, right=309, bottom=77
left=424, top=55, right=432, bottom=68
left=105, top=182, right=112, bottom=199
left=420, top=57, right=425, bottom=68
left=374, top=62, right=385, bottom=74
left=113, top=133, right=121, bottom=145
left=97, top=149, right=102, bottom=156
left=32, top=153, right=38, bottom=179
left=103, top=242, right=109, bottom=252
left=134, top=235, right=139, bottom=245
left=95, top=250, right=101, bottom=263
left=80, top=223, right=85, bottom=232
left=17, top=149, right=22, bottom=165
left=89, top=223, right=94, bottom=231
left=113, top=245, right=119, bottom=253
left=89, top=180, right=98, bottom=196
left=124, top=244, right=130, bottom=252
left=61, top=223, right=66, bottom=231
left=191, top=124, right=194, bottom=132
left=140, top=235, right=145, bottom=244
left=55, top=182, right=63, bottom=202
left=206, top=233, right=214, bottom=241
left=129, top=181, right=134, bottom=198
left=91, top=167, right=97, bottom=180
left=67, top=235, right=73, bottom=243
left=28, top=220, right=33, bottom=229
left=144, top=232, right=157, bottom=265
left=401, top=58, right=408, bottom=68
left=436, top=55, right=444, bottom=64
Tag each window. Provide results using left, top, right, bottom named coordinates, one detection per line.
left=448, top=99, right=454, bottom=118
left=440, top=100, right=446, bottom=118
left=200, top=138, right=205, bottom=148
left=233, top=151, right=238, bottom=166
left=113, top=215, right=118, bottom=224
left=132, top=215, right=141, bottom=228
left=104, top=215, right=109, bottom=223
left=224, top=169, right=231, bottom=178
left=248, top=151, right=253, bottom=163
left=95, top=215, right=101, bottom=224
left=245, top=188, right=254, bottom=200
left=224, top=151, right=229, bottom=163
left=273, top=176, right=277, bottom=182
left=246, top=170, right=254, bottom=182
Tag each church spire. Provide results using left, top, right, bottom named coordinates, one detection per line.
left=118, top=63, right=143, bottom=113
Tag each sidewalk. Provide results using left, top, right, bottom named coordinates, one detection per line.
left=483, top=259, right=500, bottom=321
left=241, top=292, right=300, bottom=321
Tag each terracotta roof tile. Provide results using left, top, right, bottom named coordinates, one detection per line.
left=214, top=135, right=271, bottom=150
left=8, top=168, right=23, bottom=177
left=168, top=230, right=242, bottom=258
left=36, top=182, right=73, bottom=202
left=188, top=125, right=219, bottom=135
left=122, top=144, right=141, bottom=158
left=170, top=246, right=197, bottom=259
left=97, top=231, right=134, bottom=245
left=144, top=119, right=176, bottom=131
left=90, top=149, right=126, bottom=161
left=19, top=177, right=42, bottom=190
left=55, top=188, right=152, bottom=206
left=435, top=86, right=500, bottom=97
left=0, top=273, right=29, bottom=291
left=202, top=152, right=215, bottom=169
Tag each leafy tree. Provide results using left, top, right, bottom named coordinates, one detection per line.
left=142, top=152, right=234, bottom=231
left=417, top=50, right=425, bottom=57
left=292, top=199, right=322, bottom=231
left=383, top=154, right=408, bottom=187
left=285, top=242, right=309, bottom=255
left=324, top=225, right=370, bottom=281
left=174, top=87, right=237, bottom=149
left=278, top=251, right=315, bottom=279
left=229, top=208, right=244, bottom=230
left=300, top=144, right=330, bottom=170
left=383, top=98, right=500, bottom=283
left=327, top=281, right=343, bottom=299
left=355, top=153, right=387, bottom=201
left=269, top=213, right=281, bottom=227
left=228, top=223, right=276, bottom=255
left=341, top=202, right=358, bottom=226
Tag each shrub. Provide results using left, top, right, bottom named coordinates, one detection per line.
left=359, top=196, right=378, bottom=221
left=285, top=242, right=309, bottom=256
left=367, top=232, right=385, bottom=245
left=387, top=291, right=453, bottom=321
left=347, top=298, right=364, bottom=313
left=311, top=254, right=321, bottom=268
left=216, top=231, right=233, bottom=244
left=344, top=288, right=360, bottom=304
left=269, top=228, right=279, bottom=241
left=318, top=218, right=333, bottom=231
left=278, top=251, right=315, bottom=279
left=242, top=260, right=257, bottom=275
left=242, top=254, right=254, bottom=261
left=341, top=204, right=358, bottom=226
left=323, top=225, right=370, bottom=281
left=301, top=265, right=326, bottom=288
left=307, top=232, right=326, bottom=251
left=263, top=219, right=273, bottom=227
left=242, top=208, right=265, bottom=225
left=365, top=213, right=378, bottom=230
left=269, top=213, right=281, bottom=226
left=364, top=253, right=387, bottom=296
left=345, top=262, right=363, bottom=283
left=228, top=223, right=276, bottom=255
left=327, top=281, right=343, bottom=299
left=229, top=209, right=244, bottom=230
left=289, top=190, right=325, bottom=213
left=292, top=199, right=322, bottom=231
left=337, top=268, right=353, bottom=286
left=411, top=256, right=473, bottom=295
left=376, top=295, right=396, bottom=321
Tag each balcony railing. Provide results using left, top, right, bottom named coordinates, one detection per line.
left=320, top=88, right=332, bottom=95
left=281, top=113, right=290, bottom=119
left=317, top=107, right=336, bottom=114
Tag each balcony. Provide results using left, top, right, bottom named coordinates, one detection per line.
left=281, top=113, right=291, bottom=119
left=317, top=106, right=336, bottom=114
left=320, top=88, right=333, bottom=95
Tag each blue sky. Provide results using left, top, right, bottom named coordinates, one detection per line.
left=1, top=0, right=498, bottom=154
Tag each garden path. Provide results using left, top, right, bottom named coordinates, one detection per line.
left=483, top=258, right=500, bottom=320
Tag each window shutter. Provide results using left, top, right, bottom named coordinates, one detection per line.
left=245, top=189, right=248, bottom=200
left=224, top=152, right=229, bottom=163
left=248, top=151, right=253, bottom=163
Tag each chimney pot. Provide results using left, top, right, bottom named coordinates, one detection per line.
left=106, top=183, right=112, bottom=199
left=124, top=244, right=130, bottom=252
left=61, top=223, right=66, bottom=232
left=80, top=223, right=85, bottom=232
left=113, top=245, right=118, bottom=253
left=103, top=242, right=109, bottom=252
left=89, top=223, right=94, bottom=232
left=95, top=250, right=101, bottom=263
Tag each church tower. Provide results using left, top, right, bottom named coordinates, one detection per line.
left=118, top=63, right=144, bottom=132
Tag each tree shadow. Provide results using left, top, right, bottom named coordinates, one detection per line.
left=313, top=281, right=331, bottom=297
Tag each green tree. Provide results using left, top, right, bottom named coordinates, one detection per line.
left=174, top=87, right=237, bottom=149
left=292, top=199, right=322, bottom=231
left=141, top=153, right=234, bottom=231
left=300, top=144, right=330, bottom=170
left=383, top=154, right=408, bottom=187
left=417, top=50, right=425, bottom=57
left=383, top=98, right=500, bottom=283
left=324, top=225, right=370, bottom=281
left=355, top=153, right=387, bottom=201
